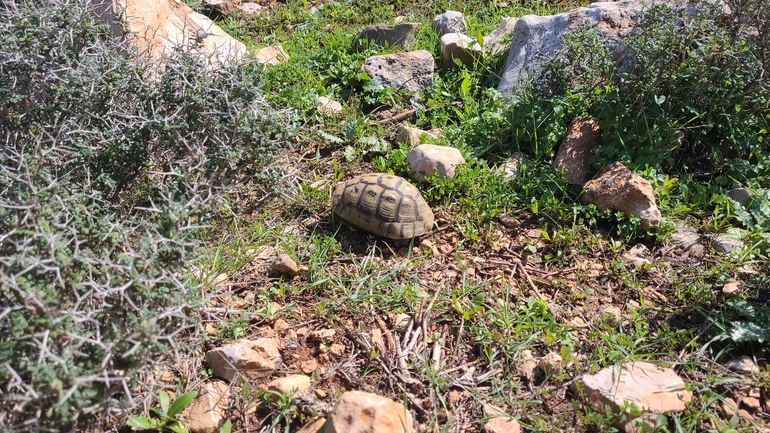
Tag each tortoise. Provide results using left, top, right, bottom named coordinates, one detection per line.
left=331, top=173, right=434, bottom=240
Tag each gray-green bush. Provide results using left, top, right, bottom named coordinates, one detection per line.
left=0, top=0, right=290, bottom=431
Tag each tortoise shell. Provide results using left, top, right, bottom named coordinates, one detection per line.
left=331, top=173, right=434, bottom=239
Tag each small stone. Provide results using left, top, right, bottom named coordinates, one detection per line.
left=726, top=355, right=759, bottom=374
left=722, top=282, right=742, bottom=298
left=721, top=396, right=738, bottom=418
left=213, top=273, right=229, bottom=286
left=621, top=244, right=652, bottom=268
left=267, top=374, right=311, bottom=400
left=315, top=389, right=327, bottom=399
left=538, top=352, right=563, bottom=376
left=440, top=33, right=482, bottom=67
left=296, top=327, right=309, bottom=337
left=395, top=124, right=439, bottom=146
left=392, top=313, right=412, bottom=332
left=518, top=350, right=538, bottom=379
left=355, top=23, right=422, bottom=50
left=255, top=45, right=289, bottom=65
left=728, top=188, right=753, bottom=206
left=432, top=11, right=467, bottom=36
left=318, top=96, right=343, bottom=116
left=301, top=359, right=318, bottom=374
left=714, top=232, right=746, bottom=254
left=296, top=417, right=327, bottom=433
left=186, top=381, right=230, bottom=433
left=362, top=51, right=435, bottom=92
left=497, top=214, right=521, bottom=229
left=324, top=391, right=414, bottom=433
left=669, top=225, right=702, bottom=254
left=553, top=117, right=601, bottom=187
left=274, top=318, right=290, bottom=331
left=271, top=254, right=298, bottom=277
left=582, top=162, right=661, bottom=231
left=497, top=152, right=525, bottom=179
left=484, top=417, right=521, bottom=433
left=204, top=0, right=242, bottom=16
left=238, top=2, right=263, bottom=16
left=407, top=144, right=466, bottom=181
left=741, top=395, right=761, bottom=412
left=330, top=343, right=346, bottom=357
left=309, top=329, right=336, bottom=341
left=572, top=362, right=692, bottom=432
left=206, top=338, right=282, bottom=382
left=569, top=317, right=589, bottom=329
left=483, top=17, right=518, bottom=57
left=601, top=305, right=622, bottom=321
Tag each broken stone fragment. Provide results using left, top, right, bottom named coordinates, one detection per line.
left=361, top=51, right=435, bottom=92
left=432, top=11, right=467, bottom=36
left=572, top=362, right=692, bottom=433
left=185, top=381, right=230, bottom=433
left=238, top=2, right=263, bottom=16
left=267, top=374, right=311, bottom=400
left=324, top=391, right=414, bottom=433
left=206, top=338, right=282, bottom=382
left=440, top=33, right=483, bottom=67
left=255, top=45, right=289, bottom=65
left=538, top=352, right=562, bottom=376
left=484, top=17, right=518, bottom=57
left=271, top=254, right=299, bottom=277
left=497, top=152, right=525, bottom=180
left=355, top=23, right=422, bottom=50
left=582, top=161, right=661, bottom=231
left=553, top=117, right=601, bottom=187
left=407, top=144, right=466, bottom=182
left=317, top=96, right=343, bottom=116
left=722, top=282, right=742, bottom=299
left=727, top=187, right=752, bottom=206
left=726, top=355, right=759, bottom=374
left=395, top=124, right=439, bottom=146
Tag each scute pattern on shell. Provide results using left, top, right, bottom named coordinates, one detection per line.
left=332, top=173, right=434, bottom=239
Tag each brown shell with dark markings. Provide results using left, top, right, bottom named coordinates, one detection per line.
left=331, top=173, right=434, bottom=239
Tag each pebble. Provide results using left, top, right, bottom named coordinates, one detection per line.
left=726, top=355, right=759, bottom=374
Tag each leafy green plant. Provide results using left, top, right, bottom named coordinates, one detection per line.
left=127, top=391, right=198, bottom=433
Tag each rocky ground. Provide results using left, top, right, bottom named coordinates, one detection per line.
left=81, top=0, right=770, bottom=432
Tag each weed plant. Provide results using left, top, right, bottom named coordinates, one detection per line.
left=0, top=0, right=290, bottom=430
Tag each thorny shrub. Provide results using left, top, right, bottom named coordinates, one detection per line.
left=0, top=0, right=290, bottom=431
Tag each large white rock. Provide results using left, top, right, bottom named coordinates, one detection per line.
left=324, top=391, right=414, bottom=433
left=440, top=33, right=482, bottom=67
left=91, top=0, right=247, bottom=66
left=572, top=362, right=692, bottom=433
left=205, top=338, right=282, bottom=382
left=407, top=144, right=466, bottom=182
left=361, top=51, right=435, bottom=92
left=497, top=0, right=692, bottom=95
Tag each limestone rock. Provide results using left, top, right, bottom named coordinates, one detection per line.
left=432, top=11, right=467, bottom=36
left=582, top=162, right=661, bottom=231
left=497, top=152, right=526, bottom=180
left=356, top=23, right=422, bottom=50
left=238, top=2, right=263, bottom=16
left=440, top=33, right=482, bottom=67
left=324, top=391, right=414, bottom=433
left=330, top=343, right=346, bottom=357
left=669, top=225, right=703, bottom=255
left=538, top=352, right=562, bottom=376
left=203, top=0, right=242, bottom=16
left=407, top=144, right=466, bottom=182
left=713, top=231, right=746, bottom=253
left=726, top=355, right=759, bottom=374
left=572, top=362, right=692, bottom=433
left=728, top=188, right=752, bottom=206
left=392, top=313, right=413, bottom=332
left=484, top=17, right=518, bottom=57
left=297, top=417, right=327, bottom=433
left=309, top=329, right=336, bottom=341
left=553, top=117, right=601, bottom=186
left=497, top=0, right=684, bottom=95
left=267, top=374, right=311, bottom=399
left=255, top=45, right=289, bottom=65
left=318, top=96, right=343, bottom=116
left=517, top=350, right=538, bottom=379
left=361, top=51, right=435, bottom=92
left=271, top=254, right=299, bottom=277
left=206, top=338, right=282, bottom=381
left=722, top=282, right=742, bottom=299
left=395, top=124, right=439, bottom=146
left=300, top=359, right=318, bottom=374
left=93, top=0, right=247, bottom=67
left=621, top=244, right=652, bottom=268
left=186, top=381, right=230, bottom=433
left=484, top=417, right=521, bottom=433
